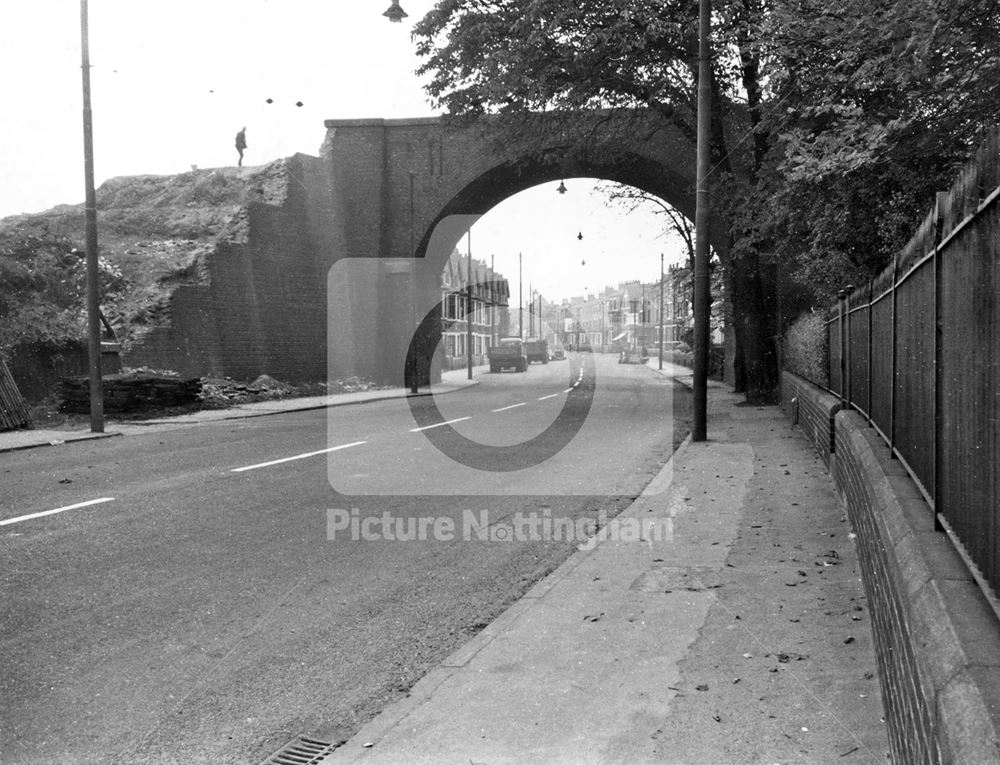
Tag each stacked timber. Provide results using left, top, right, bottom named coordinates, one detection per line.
left=58, top=372, right=201, bottom=413
left=0, top=358, right=31, bottom=430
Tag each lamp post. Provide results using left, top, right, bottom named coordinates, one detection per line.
left=382, top=0, right=412, bottom=394
left=518, top=252, right=523, bottom=339
left=382, top=0, right=408, bottom=22
left=531, top=286, right=538, bottom=337
left=490, top=253, right=497, bottom=347
left=601, top=300, right=606, bottom=354
left=692, top=0, right=712, bottom=442
left=466, top=232, right=473, bottom=381
left=659, top=252, right=665, bottom=370
left=80, top=0, right=103, bottom=433
left=537, top=292, right=542, bottom=339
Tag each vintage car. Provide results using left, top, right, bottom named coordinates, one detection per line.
left=487, top=337, right=528, bottom=372
left=524, top=338, right=549, bottom=364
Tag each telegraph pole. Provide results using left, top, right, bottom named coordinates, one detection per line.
left=659, top=252, right=665, bottom=370
left=518, top=253, right=523, bottom=339
left=80, top=0, right=103, bottom=433
left=466, top=231, right=473, bottom=380
left=692, top=0, right=712, bottom=441
left=641, top=282, right=647, bottom=348
left=529, top=284, right=534, bottom=336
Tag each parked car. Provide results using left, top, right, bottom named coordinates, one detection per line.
left=549, top=346, right=566, bottom=361
left=524, top=338, right=549, bottom=364
left=619, top=347, right=649, bottom=364
left=487, top=337, right=528, bottom=372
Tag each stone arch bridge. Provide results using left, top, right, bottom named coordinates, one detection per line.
left=125, top=111, right=722, bottom=385
left=320, top=111, right=723, bottom=385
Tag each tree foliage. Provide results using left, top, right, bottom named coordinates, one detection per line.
left=0, top=229, right=126, bottom=350
left=413, top=0, right=1000, bottom=399
left=755, top=0, right=1000, bottom=298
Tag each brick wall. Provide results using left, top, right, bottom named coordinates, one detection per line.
left=782, top=373, right=1000, bottom=764
left=780, top=371, right=840, bottom=467
left=125, top=154, right=358, bottom=382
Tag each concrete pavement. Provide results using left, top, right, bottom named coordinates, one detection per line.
left=320, top=375, right=889, bottom=764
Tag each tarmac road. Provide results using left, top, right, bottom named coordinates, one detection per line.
left=0, top=354, right=689, bottom=764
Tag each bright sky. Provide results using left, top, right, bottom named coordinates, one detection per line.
left=1, top=1, right=686, bottom=300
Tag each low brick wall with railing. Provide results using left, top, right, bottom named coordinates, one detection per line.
left=779, top=371, right=839, bottom=468
left=781, top=372, right=1000, bottom=764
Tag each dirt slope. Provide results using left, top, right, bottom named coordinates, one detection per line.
left=0, top=161, right=291, bottom=351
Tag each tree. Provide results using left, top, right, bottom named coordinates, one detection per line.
left=414, top=0, right=783, bottom=401
left=594, top=181, right=729, bottom=344
left=412, top=0, right=1000, bottom=401
left=753, top=0, right=1000, bottom=302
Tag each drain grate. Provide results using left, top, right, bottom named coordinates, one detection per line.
left=259, top=735, right=339, bottom=765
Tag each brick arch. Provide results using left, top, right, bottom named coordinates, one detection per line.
left=415, top=150, right=723, bottom=275
left=320, top=113, right=720, bottom=383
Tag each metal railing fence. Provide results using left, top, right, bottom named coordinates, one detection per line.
left=823, top=128, right=1000, bottom=596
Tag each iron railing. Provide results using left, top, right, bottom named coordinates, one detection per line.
left=823, top=128, right=1000, bottom=596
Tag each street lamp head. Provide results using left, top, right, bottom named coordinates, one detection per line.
left=382, top=0, right=408, bottom=22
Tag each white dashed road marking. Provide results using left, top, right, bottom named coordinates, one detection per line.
left=1, top=497, right=115, bottom=526
left=409, top=417, right=471, bottom=433
left=232, top=441, right=367, bottom=472
left=491, top=403, right=527, bottom=412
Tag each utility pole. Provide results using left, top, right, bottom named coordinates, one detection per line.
left=659, top=252, right=665, bottom=371
left=80, top=0, right=103, bottom=433
left=601, top=300, right=606, bottom=353
left=490, top=253, right=496, bottom=346
left=518, top=252, right=523, bottom=339
left=466, top=231, right=473, bottom=380
left=529, top=285, right=534, bottom=336
left=642, top=282, right=647, bottom=349
left=692, top=0, right=712, bottom=442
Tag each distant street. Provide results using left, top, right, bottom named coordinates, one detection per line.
left=1, top=354, right=689, bottom=764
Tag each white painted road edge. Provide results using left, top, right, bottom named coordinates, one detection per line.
left=0, top=497, right=116, bottom=526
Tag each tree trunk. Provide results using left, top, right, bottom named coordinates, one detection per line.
left=729, top=251, right=778, bottom=403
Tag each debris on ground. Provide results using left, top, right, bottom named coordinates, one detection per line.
left=38, top=369, right=390, bottom=425
left=57, top=369, right=201, bottom=413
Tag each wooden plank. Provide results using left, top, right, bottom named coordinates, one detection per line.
left=0, top=358, right=31, bottom=431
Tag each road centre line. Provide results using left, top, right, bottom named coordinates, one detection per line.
left=232, top=441, right=367, bottom=472
left=537, top=394, right=559, bottom=401
left=491, top=402, right=527, bottom=412
left=563, top=387, right=575, bottom=394
left=409, top=417, right=471, bottom=433
left=0, top=497, right=115, bottom=526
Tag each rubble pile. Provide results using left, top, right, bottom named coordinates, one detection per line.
left=57, top=368, right=391, bottom=415
left=198, top=375, right=295, bottom=407
left=326, top=376, right=388, bottom=394
left=58, top=370, right=201, bottom=413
